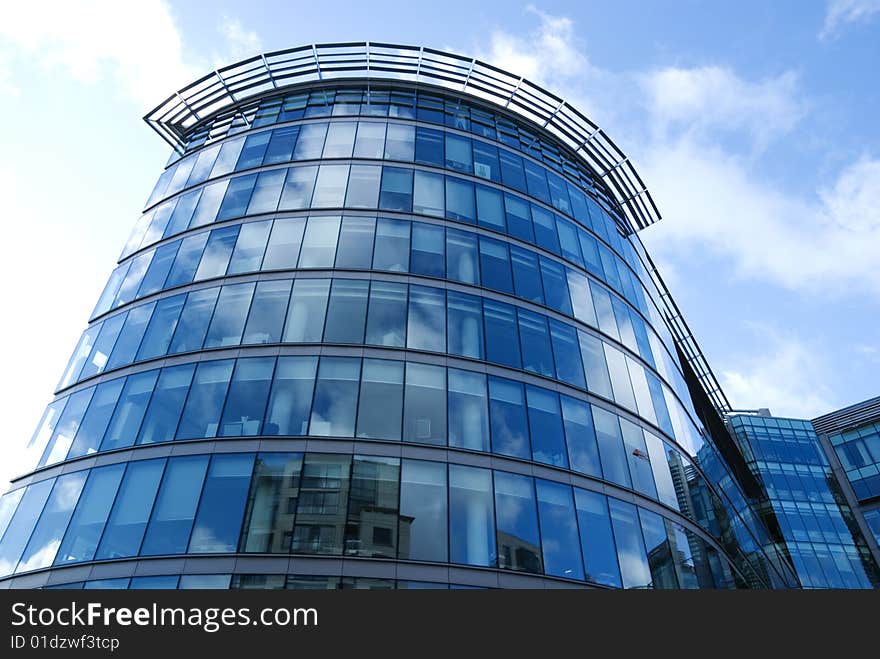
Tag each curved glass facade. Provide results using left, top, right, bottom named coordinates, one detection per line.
left=1, top=58, right=802, bottom=589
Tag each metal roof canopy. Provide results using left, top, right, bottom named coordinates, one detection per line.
left=144, top=41, right=661, bottom=235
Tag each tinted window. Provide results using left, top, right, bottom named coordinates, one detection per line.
left=264, top=356, right=317, bottom=436
left=309, top=357, right=361, bottom=437
left=141, top=456, right=210, bottom=556
left=494, top=471, right=542, bottom=573
left=189, top=454, right=255, bottom=552
left=175, top=360, right=234, bottom=440
left=449, top=465, right=496, bottom=567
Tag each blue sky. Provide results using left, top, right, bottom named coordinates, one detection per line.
left=0, top=0, right=878, bottom=485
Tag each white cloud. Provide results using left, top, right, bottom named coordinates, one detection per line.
left=0, top=1, right=263, bottom=109
left=215, top=15, right=263, bottom=67
left=719, top=326, right=838, bottom=419
left=820, top=0, right=880, bottom=40
left=639, top=66, right=806, bottom=151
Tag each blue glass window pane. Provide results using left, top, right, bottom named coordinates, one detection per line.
left=165, top=189, right=201, bottom=238
left=630, top=310, right=656, bottom=369
left=78, top=313, right=126, bottom=380
left=550, top=320, right=586, bottom=388
left=410, top=223, right=445, bottom=277
left=527, top=386, right=568, bottom=468
left=562, top=396, right=601, bottom=478
left=242, top=279, right=291, bottom=345
left=372, top=218, right=410, bottom=272
left=278, top=166, right=318, bottom=210
left=189, top=453, right=255, bottom=552
left=194, top=225, right=240, bottom=280
left=54, top=464, right=125, bottom=565
left=504, top=194, right=533, bottom=242
left=473, top=141, right=500, bottom=182
left=58, top=325, right=101, bottom=390
left=99, top=370, right=159, bottom=451
left=413, top=170, right=445, bottom=217
left=598, top=244, right=623, bottom=293
left=446, top=228, right=479, bottom=285
left=311, top=164, right=350, bottom=208
left=612, top=296, right=638, bottom=353
left=175, top=360, right=234, bottom=440
left=299, top=217, right=340, bottom=268
left=488, top=377, right=530, bottom=459
left=291, top=454, right=351, bottom=555
left=646, top=372, right=674, bottom=437
left=114, top=251, right=151, bottom=307
left=579, top=331, right=613, bottom=399
left=283, top=278, right=329, bottom=343
left=403, top=363, right=446, bottom=445
left=547, top=172, right=572, bottom=215
left=444, top=134, right=472, bottom=173
left=407, top=285, right=445, bottom=352
left=216, top=173, right=257, bottom=221
left=356, top=359, right=404, bottom=441
left=414, top=126, right=444, bottom=166
left=476, top=185, right=505, bottom=232
left=499, top=150, right=527, bottom=192
left=383, top=123, right=415, bottom=161
left=524, top=161, right=551, bottom=203
left=344, top=164, right=381, bottom=208
left=247, top=169, right=286, bottom=215
left=479, top=237, right=513, bottom=294
left=510, top=246, right=544, bottom=304
left=447, top=290, right=484, bottom=360
left=17, top=472, right=87, bottom=572
left=137, top=241, right=180, bottom=296
left=235, top=131, right=271, bottom=170
left=578, top=229, right=604, bottom=277
left=518, top=309, right=555, bottom=378
left=532, top=206, right=560, bottom=253
left=41, top=387, right=95, bottom=466
left=219, top=357, right=275, bottom=437
left=593, top=406, right=632, bottom=488
left=353, top=121, right=386, bottom=158
left=94, top=459, right=165, bottom=560
left=137, top=364, right=196, bottom=445
left=292, top=123, right=328, bottom=159
left=448, top=369, right=490, bottom=452
left=168, top=288, right=219, bottom=354
left=365, top=281, right=407, bottom=347
left=0, top=479, right=53, bottom=577
left=335, top=216, right=376, bottom=268
left=239, top=453, right=303, bottom=552
left=309, top=357, right=361, bottom=437
left=449, top=465, right=496, bottom=567
left=26, top=400, right=67, bottom=473
left=322, top=121, right=356, bottom=158
left=539, top=257, right=573, bottom=315
left=484, top=300, right=521, bottom=369
left=189, top=180, right=228, bottom=228
left=620, top=419, right=658, bottom=499
left=186, top=143, right=220, bottom=186
left=264, top=356, right=317, bottom=436
left=165, top=232, right=209, bottom=288
left=141, top=455, right=210, bottom=556
left=608, top=498, right=652, bottom=589
left=637, top=509, right=677, bottom=589
left=227, top=220, right=272, bottom=275
left=92, top=263, right=129, bottom=318
left=264, top=126, right=299, bottom=165
left=324, top=279, right=369, bottom=343
left=262, top=217, right=305, bottom=269
left=66, top=380, right=124, bottom=460
left=445, top=177, right=475, bottom=222
left=604, top=344, right=636, bottom=411
left=536, top=479, right=584, bottom=580
left=107, top=302, right=156, bottom=370
left=494, top=471, right=542, bottom=573
left=203, top=282, right=255, bottom=348
left=567, top=270, right=597, bottom=327
left=574, top=489, right=622, bottom=588
left=399, top=460, right=447, bottom=562
left=379, top=166, right=413, bottom=212
left=556, top=218, right=582, bottom=266
left=136, top=294, right=185, bottom=361
left=140, top=200, right=175, bottom=247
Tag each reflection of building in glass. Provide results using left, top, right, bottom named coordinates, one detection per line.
left=3, top=42, right=862, bottom=589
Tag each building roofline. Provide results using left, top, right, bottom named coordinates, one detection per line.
left=143, top=41, right=660, bottom=235
left=812, top=394, right=880, bottom=436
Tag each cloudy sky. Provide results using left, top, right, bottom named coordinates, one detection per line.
left=0, top=0, right=878, bottom=486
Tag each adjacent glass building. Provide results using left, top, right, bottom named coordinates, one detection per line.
left=0, top=43, right=808, bottom=589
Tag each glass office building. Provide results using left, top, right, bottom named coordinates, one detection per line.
left=728, top=414, right=880, bottom=588
left=0, top=44, right=803, bottom=589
